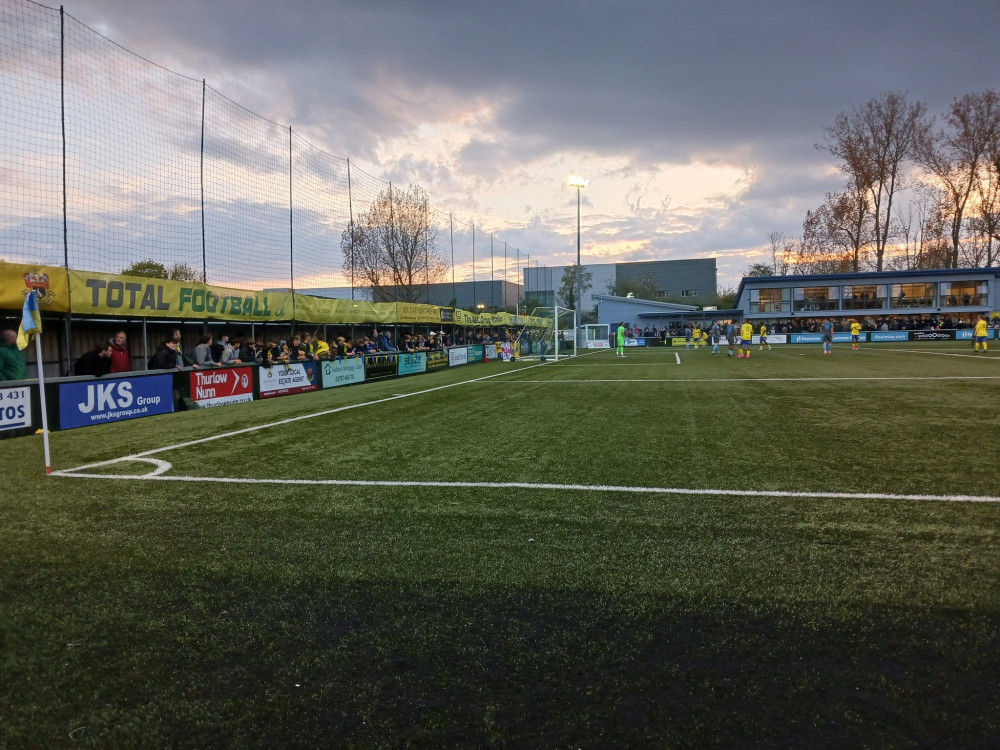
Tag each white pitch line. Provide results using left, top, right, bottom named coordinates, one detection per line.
left=45, top=470, right=1000, bottom=503
left=875, top=348, right=999, bottom=360
left=484, top=375, right=1000, bottom=384
left=55, top=360, right=553, bottom=474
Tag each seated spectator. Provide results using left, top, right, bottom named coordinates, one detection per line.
left=108, top=330, right=131, bottom=373
left=74, top=341, right=113, bottom=377
left=195, top=333, right=220, bottom=366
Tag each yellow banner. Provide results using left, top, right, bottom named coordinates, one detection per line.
left=3, top=262, right=549, bottom=328
left=0, top=262, right=70, bottom=313
left=395, top=302, right=447, bottom=324
left=294, top=295, right=396, bottom=325
left=69, top=269, right=293, bottom=321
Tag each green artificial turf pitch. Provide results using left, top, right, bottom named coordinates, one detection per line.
left=1, top=342, right=998, bottom=747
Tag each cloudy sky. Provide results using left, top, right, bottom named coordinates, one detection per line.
left=52, top=0, right=1000, bottom=288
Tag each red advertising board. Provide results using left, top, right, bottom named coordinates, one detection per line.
left=189, top=366, right=254, bottom=408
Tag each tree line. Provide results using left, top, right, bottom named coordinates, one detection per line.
left=749, top=89, right=1000, bottom=277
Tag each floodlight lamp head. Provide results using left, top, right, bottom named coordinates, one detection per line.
left=568, top=176, right=589, bottom=189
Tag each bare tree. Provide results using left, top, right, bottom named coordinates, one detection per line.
left=917, top=89, right=1000, bottom=268
left=341, top=184, right=445, bottom=302
left=801, top=190, right=874, bottom=271
left=966, top=134, right=1000, bottom=266
left=890, top=183, right=951, bottom=270
left=766, top=231, right=795, bottom=275
left=820, top=92, right=929, bottom=270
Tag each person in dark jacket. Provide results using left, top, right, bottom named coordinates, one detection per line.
left=73, top=342, right=113, bottom=376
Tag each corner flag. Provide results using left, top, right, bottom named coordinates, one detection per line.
left=17, top=290, right=42, bottom=350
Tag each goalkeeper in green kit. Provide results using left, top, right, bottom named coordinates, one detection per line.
left=616, top=322, right=626, bottom=358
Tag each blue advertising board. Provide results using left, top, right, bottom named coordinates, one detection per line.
left=870, top=331, right=909, bottom=342
left=58, top=374, right=174, bottom=430
left=320, top=358, right=365, bottom=388
left=397, top=352, right=427, bottom=376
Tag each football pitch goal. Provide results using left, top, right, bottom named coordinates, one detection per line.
left=2, top=341, right=998, bottom=747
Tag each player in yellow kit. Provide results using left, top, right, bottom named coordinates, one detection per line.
left=850, top=320, right=862, bottom=351
left=758, top=324, right=770, bottom=350
left=973, top=315, right=988, bottom=352
left=739, top=321, right=754, bottom=358
left=692, top=326, right=702, bottom=348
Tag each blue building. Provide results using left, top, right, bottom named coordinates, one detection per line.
left=735, top=268, right=998, bottom=329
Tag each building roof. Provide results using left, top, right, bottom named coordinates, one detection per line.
left=591, top=293, right=699, bottom=311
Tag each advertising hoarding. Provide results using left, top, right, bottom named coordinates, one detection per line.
left=258, top=362, right=318, bottom=398
left=188, top=367, right=254, bottom=408
left=58, top=374, right=174, bottom=429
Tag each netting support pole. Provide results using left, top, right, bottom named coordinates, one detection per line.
left=288, top=126, right=295, bottom=322
left=471, top=222, right=476, bottom=308
left=199, top=80, right=207, bottom=284
left=490, top=235, right=495, bottom=310
left=60, top=6, right=74, bottom=373
left=347, top=159, right=355, bottom=301
left=450, top=214, right=455, bottom=306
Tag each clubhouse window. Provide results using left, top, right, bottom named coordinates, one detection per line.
left=842, top=284, right=888, bottom=309
left=890, top=283, right=935, bottom=308
left=940, top=281, right=989, bottom=307
left=793, top=286, right=839, bottom=311
left=749, top=287, right=789, bottom=313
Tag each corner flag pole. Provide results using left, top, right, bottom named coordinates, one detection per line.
left=34, top=330, right=52, bottom=474
left=19, top=289, right=51, bottom=473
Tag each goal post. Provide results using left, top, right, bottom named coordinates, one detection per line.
left=515, top=306, right=578, bottom=359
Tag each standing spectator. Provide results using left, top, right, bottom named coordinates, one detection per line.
left=312, top=332, right=330, bottom=359
left=221, top=337, right=242, bottom=364
left=210, top=333, right=228, bottom=362
left=195, top=333, right=220, bottom=366
left=0, top=330, right=28, bottom=381
left=149, top=339, right=183, bottom=370
left=74, top=342, right=113, bottom=376
left=108, top=330, right=131, bottom=373
left=167, top=328, right=198, bottom=368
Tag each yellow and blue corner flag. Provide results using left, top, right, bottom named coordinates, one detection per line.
left=17, top=290, right=42, bottom=350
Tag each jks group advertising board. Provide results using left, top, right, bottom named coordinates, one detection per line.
left=58, top=374, right=174, bottom=430
left=258, top=362, right=318, bottom=399
left=0, top=386, right=33, bottom=433
left=320, top=358, right=365, bottom=389
left=188, top=367, right=254, bottom=408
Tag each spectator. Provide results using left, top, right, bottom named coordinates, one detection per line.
left=167, top=328, right=198, bottom=368
left=108, top=330, right=131, bottom=373
left=375, top=329, right=395, bottom=351
left=221, top=337, right=242, bottom=364
left=289, top=334, right=308, bottom=360
left=313, top=333, right=331, bottom=359
left=241, top=339, right=260, bottom=364
left=0, top=329, right=28, bottom=381
left=210, top=333, right=228, bottom=362
left=195, top=333, right=220, bottom=366
left=73, top=342, right=113, bottom=377
left=149, top=339, right=184, bottom=370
